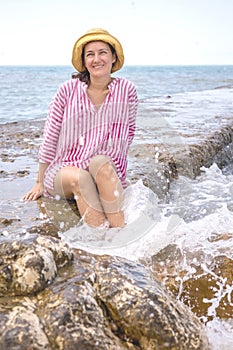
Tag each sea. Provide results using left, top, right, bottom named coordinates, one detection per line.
left=0, top=65, right=233, bottom=349
left=0, top=65, right=233, bottom=124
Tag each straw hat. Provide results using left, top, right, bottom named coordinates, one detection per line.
left=72, top=28, right=124, bottom=73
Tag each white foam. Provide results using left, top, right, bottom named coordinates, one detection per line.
left=58, top=180, right=165, bottom=256
left=59, top=164, right=233, bottom=261
left=206, top=319, right=233, bottom=350
left=58, top=163, right=233, bottom=350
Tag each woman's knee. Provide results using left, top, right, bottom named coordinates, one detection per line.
left=89, top=155, right=113, bottom=180
left=77, top=168, right=96, bottom=192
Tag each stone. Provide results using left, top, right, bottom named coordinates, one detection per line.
left=0, top=237, right=210, bottom=349
left=0, top=303, right=50, bottom=350
left=92, top=254, right=210, bottom=349
left=151, top=243, right=233, bottom=320
left=0, top=234, right=73, bottom=296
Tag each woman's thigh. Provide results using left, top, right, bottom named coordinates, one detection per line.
left=50, top=166, right=100, bottom=200
left=50, top=166, right=81, bottom=199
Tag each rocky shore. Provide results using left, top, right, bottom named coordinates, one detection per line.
left=0, top=234, right=210, bottom=349
left=0, top=98, right=233, bottom=349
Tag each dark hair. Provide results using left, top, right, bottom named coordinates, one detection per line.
left=72, top=70, right=90, bottom=84
left=72, top=42, right=117, bottom=85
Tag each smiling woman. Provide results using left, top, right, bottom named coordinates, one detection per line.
left=72, top=28, right=124, bottom=73
left=84, top=43, right=115, bottom=75
left=82, top=42, right=117, bottom=106
left=23, top=28, right=139, bottom=229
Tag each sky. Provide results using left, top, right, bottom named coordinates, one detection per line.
left=0, top=0, right=233, bottom=66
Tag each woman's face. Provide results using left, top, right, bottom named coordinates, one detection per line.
left=84, top=41, right=116, bottom=77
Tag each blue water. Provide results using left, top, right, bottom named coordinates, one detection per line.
left=0, top=65, right=233, bottom=124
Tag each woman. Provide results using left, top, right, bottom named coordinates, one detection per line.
left=24, top=28, right=138, bottom=228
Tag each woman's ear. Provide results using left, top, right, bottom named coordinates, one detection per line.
left=112, top=53, right=117, bottom=64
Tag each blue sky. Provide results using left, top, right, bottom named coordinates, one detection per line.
left=0, top=0, right=233, bottom=66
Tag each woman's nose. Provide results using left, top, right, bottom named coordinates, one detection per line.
left=93, top=53, right=100, bottom=61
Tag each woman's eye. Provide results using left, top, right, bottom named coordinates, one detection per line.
left=85, top=50, right=108, bottom=58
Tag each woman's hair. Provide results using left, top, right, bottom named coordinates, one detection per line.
left=72, top=70, right=90, bottom=83
left=72, top=42, right=117, bottom=84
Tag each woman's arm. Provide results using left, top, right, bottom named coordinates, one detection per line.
left=24, top=81, right=72, bottom=201
left=128, top=83, right=138, bottom=145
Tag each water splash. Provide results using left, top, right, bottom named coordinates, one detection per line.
left=206, top=319, right=233, bottom=350
left=58, top=180, right=162, bottom=252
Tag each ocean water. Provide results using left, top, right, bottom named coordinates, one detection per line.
left=0, top=64, right=233, bottom=124
left=1, top=65, right=233, bottom=348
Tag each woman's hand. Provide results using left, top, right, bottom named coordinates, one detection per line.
left=23, top=182, right=44, bottom=201
left=24, top=163, right=49, bottom=201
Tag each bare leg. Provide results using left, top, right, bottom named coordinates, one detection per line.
left=51, top=167, right=107, bottom=227
left=89, top=155, right=125, bottom=227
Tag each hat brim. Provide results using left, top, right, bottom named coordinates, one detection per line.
left=72, top=31, right=124, bottom=73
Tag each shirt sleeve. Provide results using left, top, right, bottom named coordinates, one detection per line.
left=39, top=81, right=69, bottom=163
left=127, top=82, right=138, bottom=145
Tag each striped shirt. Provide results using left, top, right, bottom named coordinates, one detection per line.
left=39, top=77, right=138, bottom=194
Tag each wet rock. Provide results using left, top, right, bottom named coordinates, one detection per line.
left=208, top=231, right=233, bottom=242
left=0, top=302, right=50, bottom=350
left=0, top=170, right=8, bottom=177
left=128, top=123, right=233, bottom=198
left=36, top=273, right=126, bottom=350
left=181, top=254, right=233, bottom=320
left=16, top=169, right=30, bottom=177
left=35, top=235, right=74, bottom=268
left=214, top=141, right=233, bottom=169
left=128, top=144, right=177, bottom=198
left=144, top=244, right=185, bottom=298
left=39, top=197, right=81, bottom=233
left=151, top=243, right=233, bottom=321
left=93, top=255, right=210, bottom=349
left=0, top=234, right=73, bottom=296
left=0, top=238, right=210, bottom=350
left=0, top=218, right=21, bottom=226
left=174, top=125, right=233, bottom=178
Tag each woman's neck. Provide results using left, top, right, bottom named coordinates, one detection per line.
left=87, top=76, right=113, bottom=108
left=89, top=76, right=112, bottom=92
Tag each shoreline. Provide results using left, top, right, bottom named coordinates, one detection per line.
left=1, top=80, right=233, bottom=235
left=1, top=116, right=233, bottom=237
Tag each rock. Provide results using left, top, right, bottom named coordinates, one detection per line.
left=0, top=234, right=73, bottom=296
left=92, top=255, right=210, bottom=350
left=173, top=125, right=233, bottom=178
left=128, top=144, right=177, bottom=199
left=0, top=218, right=21, bottom=227
left=181, top=254, right=233, bottom=320
left=151, top=243, right=233, bottom=320
left=35, top=273, right=126, bottom=350
left=16, top=170, right=30, bottom=177
left=0, top=302, right=50, bottom=350
left=0, top=237, right=210, bottom=349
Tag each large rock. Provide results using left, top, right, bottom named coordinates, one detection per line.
left=0, top=302, right=50, bottom=349
left=0, top=235, right=210, bottom=349
left=151, top=237, right=233, bottom=320
left=92, top=255, right=210, bottom=350
left=0, top=234, right=73, bottom=296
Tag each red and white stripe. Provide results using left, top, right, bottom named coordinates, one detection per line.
left=39, top=77, right=138, bottom=194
